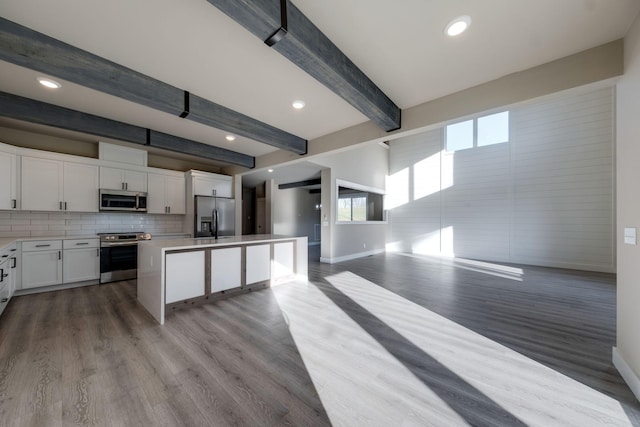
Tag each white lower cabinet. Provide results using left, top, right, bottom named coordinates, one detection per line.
left=63, top=239, right=99, bottom=283
left=21, top=240, right=63, bottom=289
left=21, top=238, right=100, bottom=290
left=165, top=251, right=205, bottom=303
left=211, top=247, right=242, bottom=293
left=246, top=244, right=271, bottom=285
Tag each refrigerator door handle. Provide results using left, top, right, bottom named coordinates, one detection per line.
left=213, top=209, right=219, bottom=239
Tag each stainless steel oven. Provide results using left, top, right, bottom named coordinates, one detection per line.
left=99, top=232, right=151, bottom=283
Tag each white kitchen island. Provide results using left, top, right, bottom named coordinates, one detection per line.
left=137, top=234, right=308, bottom=324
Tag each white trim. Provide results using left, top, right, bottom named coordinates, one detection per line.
left=320, top=248, right=384, bottom=264
left=613, top=347, right=640, bottom=403
left=335, top=220, right=388, bottom=225
left=335, top=178, right=385, bottom=195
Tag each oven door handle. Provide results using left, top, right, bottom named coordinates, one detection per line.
left=100, top=242, right=139, bottom=247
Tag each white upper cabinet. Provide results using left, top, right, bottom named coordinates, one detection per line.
left=100, top=167, right=147, bottom=192
left=21, top=157, right=63, bottom=211
left=147, top=173, right=185, bottom=214
left=193, top=175, right=232, bottom=198
left=63, top=162, right=99, bottom=212
left=0, top=150, right=17, bottom=210
left=165, top=175, right=186, bottom=214
left=21, top=156, right=99, bottom=212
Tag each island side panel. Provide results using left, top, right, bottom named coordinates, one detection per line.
left=137, top=242, right=165, bottom=324
left=296, top=236, right=308, bottom=283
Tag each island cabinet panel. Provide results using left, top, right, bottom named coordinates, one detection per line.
left=165, top=251, right=205, bottom=303
left=210, top=247, right=242, bottom=293
left=246, top=244, right=270, bottom=285
left=273, top=242, right=295, bottom=280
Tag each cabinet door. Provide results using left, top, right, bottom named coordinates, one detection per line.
left=146, top=173, right=166, bottom=214
left=124, top=170, right=147, bottom=192
left=0, top=151, right=17, bottom=210
left=63, top=248, right=99, bottom=283
left=99, top=167, right=124, bottom=190
left=193, top=176, right=216, bottom=196
left=165, top=175, right=185, bottom=214
left=211, top=247, right=241, bottom=292
left=165, top=251, right=205, bottom=303
left=193, top=176, right=231, bottom=197
left=22, top=250, right=63, bottom=289
left=246, top=244, right=271, bottom=285
left=21, top=157, right=63, bottom=211
left=63, top=162, right=99, bottom=212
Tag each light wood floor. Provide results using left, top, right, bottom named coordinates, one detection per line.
left=0, top=250, right=638, bottom=426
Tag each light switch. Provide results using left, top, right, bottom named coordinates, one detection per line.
left=624, top=227, right=637, bottom=245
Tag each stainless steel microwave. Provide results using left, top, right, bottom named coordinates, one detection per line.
left=99, top=189, right=147, bottom=212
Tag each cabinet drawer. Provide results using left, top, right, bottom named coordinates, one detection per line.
left=63, top=238, right=99, bottom=249
left=22, top=240, right=62, bottom=252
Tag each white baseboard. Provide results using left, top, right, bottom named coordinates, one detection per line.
left=320, top=248, right=385, bottom=264
left=613, top=347, right=640, bottom=403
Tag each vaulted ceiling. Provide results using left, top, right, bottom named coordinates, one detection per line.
left=0, top=0, right=638, bottom=171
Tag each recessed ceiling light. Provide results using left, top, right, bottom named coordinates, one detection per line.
left=36, top=77, right=62, bottom=89
left=292, top=100, right=306, bottom=110
left=445, top=15, right=471, bottom=37
left=268, top=169, right=274, bottom=173
left=225, top=135, right=236, bottom=141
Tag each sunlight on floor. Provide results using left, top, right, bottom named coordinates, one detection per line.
left=273, top=272, right=633, bottom=426
left=398, top=252, right=524, bottom=282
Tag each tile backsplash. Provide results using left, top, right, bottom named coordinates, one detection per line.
left=0, top=211, right=185, bottom=238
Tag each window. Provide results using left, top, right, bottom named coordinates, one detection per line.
left=337, top=181, right=385, bottom=222
left=338, top=193, right=367, bottom=221
left=478, top=111, right=509, bottom=147
left=445, top=119, right=473, bottom=152
left=446, top=111, right=509, bottom=152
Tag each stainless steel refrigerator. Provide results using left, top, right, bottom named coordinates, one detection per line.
left=194, top=196, right=236, bottom=238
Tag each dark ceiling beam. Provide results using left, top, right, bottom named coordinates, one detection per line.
left=0, top=91, right=255, bottom=168
left=206, top=0, right=401, bottom=131
left=278, top=178, right=321, bottom=189
left=0, top=17, right=307, bottom=154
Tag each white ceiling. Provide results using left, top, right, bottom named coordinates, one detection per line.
left=0, top=0, right=638, bottom=171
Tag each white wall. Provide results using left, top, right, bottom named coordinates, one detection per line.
left=315, top=144, right=388, bottom=262
left=615, top=12, right=640, bottom=400
left=272, top=187, right=320, bottom=243
left=388, top=84, right=615, bottom=273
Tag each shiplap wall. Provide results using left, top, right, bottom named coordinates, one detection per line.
left=388, top=85, right=615, bottom=272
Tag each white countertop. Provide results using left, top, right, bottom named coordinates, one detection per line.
left=0, top=235, right=99, bottom=252
left=139, top=234, right=303, bottom=251
left=0, top=238, right=18, bottom=252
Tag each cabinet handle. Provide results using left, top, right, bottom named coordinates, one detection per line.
left=168, top=206, right=171, bottom=214
left=96, top=249, right=99, bottom=257
left=1, top=255, right=7, bottom=258
left=121, top=182, right=125, bottom=190
left=11, top=258, right=16, bottom=268
left=58, top=251, right=61, bottom=260
left=125, top=182, right=128, bottom=190
left=75, top=242, right=89, bottom=246
left=0, top=269, right=3, bottom=282
left=11, top=199, right=16, bottom=209
left=0, top=298, right=7, bottom=303
left=59, top=201, right=63, bottom=210
left=64, top=201, right=68, bottom=210
left=35, top=244, right=51, bottom=248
